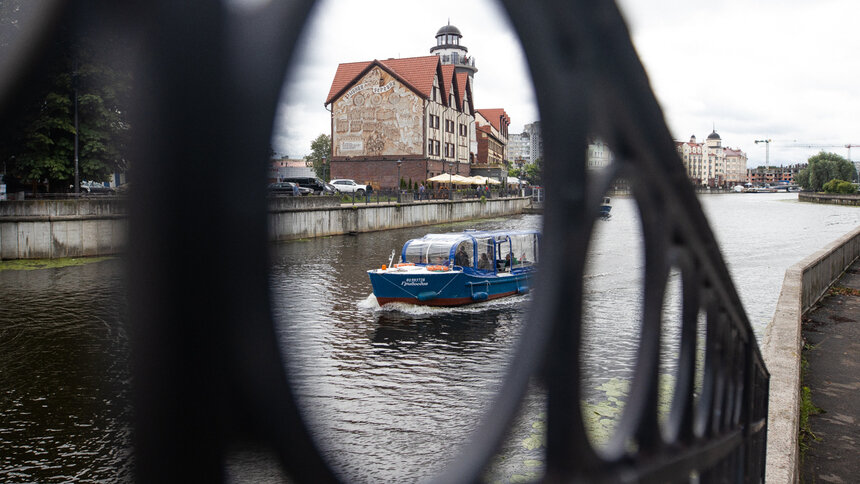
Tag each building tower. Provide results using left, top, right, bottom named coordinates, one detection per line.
left=431, top=22, right=479, bottom=162
left=430, top=22, right=478, bottom=80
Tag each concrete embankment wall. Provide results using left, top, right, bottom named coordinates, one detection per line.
left=763, top=225, right=860, bottom=483
left=0, top=199, right=127, bottom=259
left=0, top=197, right=530, bottom=259
left=269, top=197, right=531, bottom=241
left=799, top=193, right=860, bottom=206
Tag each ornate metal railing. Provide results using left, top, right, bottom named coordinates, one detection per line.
left=0, top=0, right=768, bottom=482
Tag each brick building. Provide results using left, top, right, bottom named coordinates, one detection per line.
left=324, top=55, right=474, bottom=189
left=746, top=164, right=805, bottom=186
left=473, top=108, right=510, bottom=181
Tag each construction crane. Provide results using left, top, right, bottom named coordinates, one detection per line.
left=753, top=140, right=858, bottom=163
left=793, top=144, right=859, bottom=163
left=754, top=139, right=771, bottom=165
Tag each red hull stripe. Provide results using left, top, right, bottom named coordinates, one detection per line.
left=376, top=290, right=519, bottom=307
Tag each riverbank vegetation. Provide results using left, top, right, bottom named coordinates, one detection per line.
left=822, top=179, right=858, bottom=194
left=0, top=2, right=133, bottom=194
left=0, top=256, right=113, bottom=272
left=799, top=341, right=823, bottom=458
left=795, top=152, right=857, bottom=192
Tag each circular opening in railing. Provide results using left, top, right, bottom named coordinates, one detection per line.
left=579, top=171, right=645, bottom=450
left=267, top=0, right=542, bottom=481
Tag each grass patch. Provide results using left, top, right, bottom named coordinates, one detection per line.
left=0, top=256, right=113, bottom=272
left=827, top=285, right=860, bottom=297
left=799, top=386, right=823, bottom=453
left=799, top=342, right=824, bottom=459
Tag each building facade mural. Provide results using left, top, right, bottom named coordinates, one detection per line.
left=332, top=66, right=425, bottom=158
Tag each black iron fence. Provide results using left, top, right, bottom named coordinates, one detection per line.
left=331, top=186, right=524, bottom=204
left=0, top=0, right=768, bottom=482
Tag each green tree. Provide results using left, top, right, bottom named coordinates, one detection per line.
left=823, top=179, right=857, bottom=194
left=304, top=134, right=331, bottom=180
left=796, top=152, right=855, bottom=191
left=522, top=157, right=543, bottom=185
left=2, top=29, right=132, bottom=191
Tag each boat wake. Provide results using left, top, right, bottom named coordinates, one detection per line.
left=358, top=293, right=531, bottom=316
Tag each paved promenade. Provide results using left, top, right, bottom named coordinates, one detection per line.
left=800, top=258, right=860, bottom=483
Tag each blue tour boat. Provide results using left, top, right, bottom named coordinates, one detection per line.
left=600, top=196, right=612, bottom=218
left=368, top=229, right=540, bottom=306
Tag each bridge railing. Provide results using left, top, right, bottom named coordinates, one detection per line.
left=0, top=0, right=769, bottom=482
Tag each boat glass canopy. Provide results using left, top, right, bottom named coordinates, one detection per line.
left=401, top=231, right=539, bottom=271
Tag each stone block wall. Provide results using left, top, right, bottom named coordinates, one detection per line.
left=763, top=225, right=860, bottom=483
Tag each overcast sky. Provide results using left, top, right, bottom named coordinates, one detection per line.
left=272, top=0, right=860, bottom=166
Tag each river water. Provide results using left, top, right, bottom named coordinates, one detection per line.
left=1, top=193, right=858, bottom=482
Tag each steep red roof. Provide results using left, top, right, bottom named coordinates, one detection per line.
left=456, top=72, right=470, bottom=109
left=441, top=64, right=456, bottom=107
left=476, top=108, right=510, bottom=132
left=325, top=60, right=372, bottom=105
left=325, top=55, right=441, bottom=105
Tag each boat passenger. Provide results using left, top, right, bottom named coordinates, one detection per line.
left=455, top=244, right=470, bottom=267
left=478, top=253, right=491, bottom=270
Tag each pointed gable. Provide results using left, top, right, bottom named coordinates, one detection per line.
left=440, top=64, right=456, bottom=108
left=326, top=55, right=443, bottom=106
left=326, top=61, right=373, bottom=106
left=378, top=56, right=442, bottom=98
left=476, top=108, right=510, bottom=132
left=456, top=72, right=470, bottom=112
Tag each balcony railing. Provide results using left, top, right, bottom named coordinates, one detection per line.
left=0, top=0, right=768, bottom=482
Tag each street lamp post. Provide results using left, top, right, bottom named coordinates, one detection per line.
left=396, top=159, right=402, bottom=203
left=74, top=72, right=80, bottom=196
left=448, top=161, right=453, bottom=200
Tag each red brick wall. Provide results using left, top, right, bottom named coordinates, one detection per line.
left=332, top=159, right=472, bottom=189
left=331, top=159, right=425, bottom=189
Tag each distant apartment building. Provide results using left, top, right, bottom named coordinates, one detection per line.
left=587, top=138, right=613, bottom=169
left=746, top=164, right=805, bottom=186
left=508, top=132, right=531, bottom=167
left=473, top=108, right=510, bottom=180
left=675, top=130, right=747, bottom=187
left=724, top=147, right=747, bottom=186
left=510, top=123, right=612, bottom=169
left=523, top=121, right=543, bottom=162
left=269, top=158, right=313, bottom=181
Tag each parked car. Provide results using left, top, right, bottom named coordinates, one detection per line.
left=73, top=181, right=115, bottom=194
left=268, top=181, right=311, bottom=196
left=282, top=176, right=336, bottom=195
left=330, top=179, right=368, bottom=195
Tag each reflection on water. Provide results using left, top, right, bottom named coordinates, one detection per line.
left=270, top=216, right=539, bottom=482
left=1, top=194, right=859, bottom=481
left=0, top=259, right=131, bottom=482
